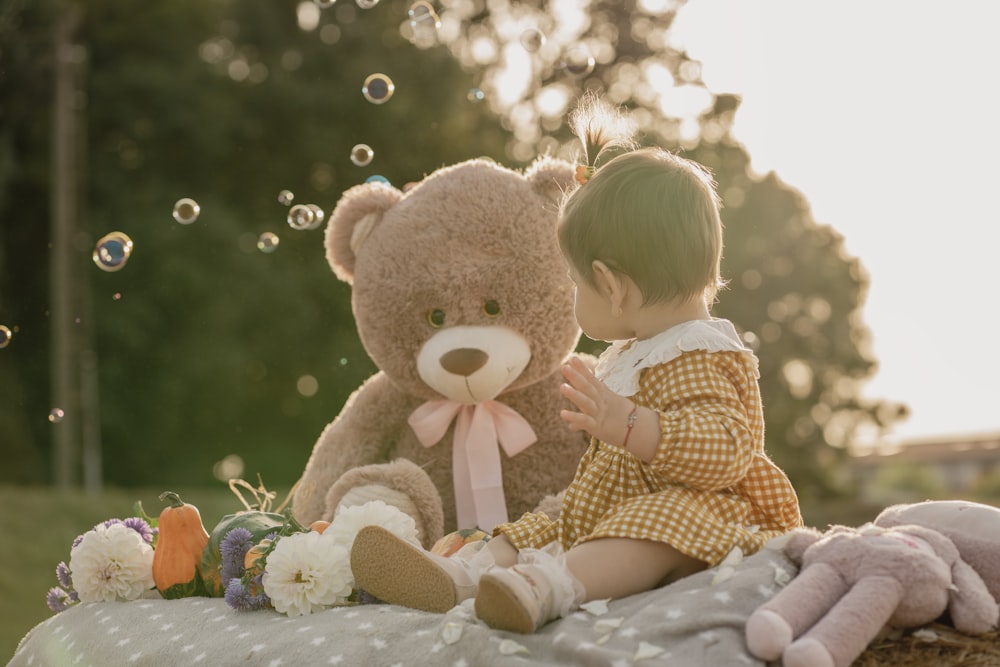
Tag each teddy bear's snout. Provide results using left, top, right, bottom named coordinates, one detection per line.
left=440, top=348, right=489, bottom=377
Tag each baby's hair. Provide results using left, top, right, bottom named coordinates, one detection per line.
left=570, top=91, right=637, bottom=173
left=560, top=96, right=725, bottom=306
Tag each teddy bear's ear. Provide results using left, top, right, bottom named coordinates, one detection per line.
left=325, top=182, right=403, bottom=284
left=525, top=155, right=578, bottom=207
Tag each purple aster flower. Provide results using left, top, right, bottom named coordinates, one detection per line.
left=224, top=577, right=270, bottom=612
left=46, top=587, right=72, bottom=613
left=220, top=527, right=254, bottom=582
left=68, top=589, right=79, bottom=603
left=55, top=561, right=73, bottom=589
left=122, top=517, right=154, bottom=544
left=101, top=518, right=123, bottom=529
left=71, top=531, right=87, bottom=548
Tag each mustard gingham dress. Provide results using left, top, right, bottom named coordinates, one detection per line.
left=496, top=319, right=802, bottom=566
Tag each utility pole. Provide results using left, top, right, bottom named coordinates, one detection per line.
left=50, top=3, right=86, bottom=489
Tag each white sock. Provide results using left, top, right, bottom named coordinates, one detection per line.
left=516, top=543, right=585, bottom=619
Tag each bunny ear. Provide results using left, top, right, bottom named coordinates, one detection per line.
left=325, top=181, right=403, bottom=284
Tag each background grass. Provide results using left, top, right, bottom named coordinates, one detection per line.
left=1, top=484, right=290, bottom=661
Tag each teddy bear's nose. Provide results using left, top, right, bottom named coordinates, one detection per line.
left=440, top=348, right=489, bottom=377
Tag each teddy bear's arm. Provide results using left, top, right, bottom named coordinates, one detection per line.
left=292, top=371, right=411, bottom=524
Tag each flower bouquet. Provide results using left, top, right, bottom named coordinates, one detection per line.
left=46, top=478, right=423, bottom=618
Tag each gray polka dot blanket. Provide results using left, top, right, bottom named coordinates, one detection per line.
left=10, top=546, right=793, bottom=666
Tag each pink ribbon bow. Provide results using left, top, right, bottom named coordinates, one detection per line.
left=408, top=399, right=537, bottom=532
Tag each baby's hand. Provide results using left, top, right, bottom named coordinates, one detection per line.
left=559, top=356, right=634, bottom=447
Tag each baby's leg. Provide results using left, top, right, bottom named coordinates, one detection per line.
left=475, top=537, right=705, bottom=633
left=566, top=537, right=706, bottom=601
left=484, top=534, right=519, bottom=568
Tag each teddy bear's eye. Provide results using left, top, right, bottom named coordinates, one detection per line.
left=483, top=299, right=501, bottom=317
left=427, top=309, right=446, bottom=328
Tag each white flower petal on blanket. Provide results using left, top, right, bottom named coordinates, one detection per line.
left=634, top=641, right=665, bottom=660
left=913, top=628, right=940, bottom=642
left=593, top=617, right=624, bottom=634
left=498, top=639, right=529, bottom=655
left=579, top=599, right=610, bottom=616
left=711, top=566, right=735, bottom=585
left=69, top=523, right=155, bottom=603
left=262, top=531, right=353, bottom=616
left=770, top=561, right=792, bottom=587
left=441, top=621, right=463, bottom=645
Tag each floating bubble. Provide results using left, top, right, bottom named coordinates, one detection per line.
left=0, top=325, right=11, bottom=348
left=93, top=232, right=134, bottom=272
left=172, top=198, right=200, bottom=224
left=562, top=44, right=595, bottom=78
left=257, top=232, right=280, bottom=253
left=519, top=28, right=546, bottom=52
left=287, top=204, right=316, bottom=230
left=362, top=73, right=394, bottom=104
left=467, top=88, right=485, bottom=103
left=48, top=408, right=65, bottom=424
left=366, top=175, right=390, bottom=185
left=356, top=0, right=379, bottom=7
left=313, top=0, right=336, bottom=7
left=306, top=204, right=326, bottom=229
left=350, top=143, right=374, bottom=167
left=408, top=1, right=441, bottom=29
left=112, top=292, right=122, bottom=301
left=278, top=189, right=295, bottom=206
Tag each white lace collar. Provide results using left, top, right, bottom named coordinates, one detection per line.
left=594, top=319, right=753, bottom=397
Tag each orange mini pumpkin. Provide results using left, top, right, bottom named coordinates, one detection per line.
left=152, top=491, right=210, bottom=599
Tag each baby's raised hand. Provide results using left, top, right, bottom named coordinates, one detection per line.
left=559, top=356, right=634, bottom=447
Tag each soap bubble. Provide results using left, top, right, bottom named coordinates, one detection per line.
left=362, top=73, right=394, bottom=104
left=467, top=88, right=485, bottom=103
left=0, top=325, right=11, bottom=348
left=48, top=408, right=65, bottom=424
left=278, top=189, right=294, bottom=206
left=93, top=232, right=134, bottom=272
left=112, top=292, right=122, bottom=301
left=366, top=175, right=390, bottom=185
left=350, top=143, right=374, bottom=166
left=306, top=204, right=325, bottom=229
left=287, top=204, right=316, bottom=230
left=408, top=1, right=440, bottom=29
left=313, top=0, right=336, bottom=7
left=356, top=0, right=379, bottom=7
left=562, top=44, right=595, bottom=77
left=257, top=232, right=280, bottom=253
left=519, top=28, right=546, bottom=52
left=172, top=198, right=200, bottom=224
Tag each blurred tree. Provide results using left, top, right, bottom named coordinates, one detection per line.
left=0, top=0, right=904, bottom=503
left=428, top=0, right=907, bottom=502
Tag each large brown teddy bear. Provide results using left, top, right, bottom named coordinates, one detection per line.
left=292, top=157, right=593, bottom=549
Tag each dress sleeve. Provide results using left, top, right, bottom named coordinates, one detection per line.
left=644, top=351, right=758, bottom=491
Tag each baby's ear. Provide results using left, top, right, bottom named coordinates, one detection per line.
left=325, top=182, right=403, bottom=283
left=525, top=155, right=578, bottom=207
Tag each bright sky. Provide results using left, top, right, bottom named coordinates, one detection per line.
left=670, top=1, right=1000, bottom=445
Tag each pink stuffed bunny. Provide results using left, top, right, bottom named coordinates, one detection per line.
left=745, top=523, right=998, bottom=667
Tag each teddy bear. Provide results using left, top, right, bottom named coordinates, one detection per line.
left=745, top=521, right=998, bottom=667
left=291, top=156, right=593, bottom=549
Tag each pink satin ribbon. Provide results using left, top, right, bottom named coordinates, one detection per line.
left=408, top=399, right=537, bottom=532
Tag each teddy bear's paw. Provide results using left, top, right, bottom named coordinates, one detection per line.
left=745, top=609, right=792, bottom=660
left=338, top=484, right=428, bottom=541
left=783, top=637, right=835, bottom=667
